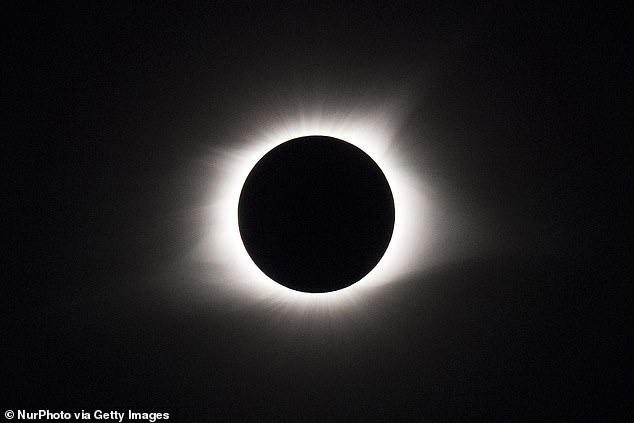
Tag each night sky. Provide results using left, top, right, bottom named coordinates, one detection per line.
left=5, top=2, right=626, bottom=421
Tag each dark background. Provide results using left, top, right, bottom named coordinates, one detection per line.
left=4, top=1, right=627, bottom=421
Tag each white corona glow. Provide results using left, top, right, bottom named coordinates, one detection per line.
left=198, top=106, right=432, bottom=312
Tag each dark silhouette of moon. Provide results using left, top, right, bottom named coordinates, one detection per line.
left=238, top=136, right=395, bottom=293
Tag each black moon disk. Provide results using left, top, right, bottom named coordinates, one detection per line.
left=238, top=136, right=395, bottom=293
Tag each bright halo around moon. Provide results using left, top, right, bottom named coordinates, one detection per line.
left=198, top=105, right=433, bottom=312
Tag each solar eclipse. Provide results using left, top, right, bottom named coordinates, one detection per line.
left=238, top=135, right=395, bottom=293
left=200, top=105, right=434, bottom=309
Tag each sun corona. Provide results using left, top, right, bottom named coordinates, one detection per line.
left=200, top=109, right=430, bottom=310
